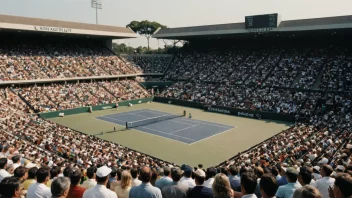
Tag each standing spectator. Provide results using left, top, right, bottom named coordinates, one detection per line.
left=240, top=172, right=258, bottom=198
left=254, top=166, right=264, bottom=198
left=23, top=167, right=38, bottom=190
left=293, top=185, right=322, bottom=198
left=129, top=166, right=162, bottom=198
left=0, top=158, right=11, bottom=182
left=329, top=173, right=352, bottom=198
left=259, top=174, right=278, bottom=198
left=14, top=166, right=28, bottom=197
left=81, top=167, right=97, bottom=189
left=114, top=170, right=132, bottom=198
left=155, top=166, right=172, bottom=189
left=110, top=169, right=121, bottom=191
left=161, top=167, right=189, bottom=198
left=180, top=165, right=196, bottom=188
left=47, top=166, right=61, bottom=188
left=187, top=169, right=213, bottom=198
left=131, top=168, right=142, bottom=187
left=27, top=167, right=52, bottom=198
left=67, top=168, right=86, bottom=198
left=313, top=165, right=335, bottom=198
left=0, top=176, right=22, bottom=198
left=229, top=165, right=241, bottom=192
left=51, top=177, right=71, bottom=198
left=107, top=168, right=117, bottom=190
left=212, top=173, right=233, bottom=198
left=204, top=167, right=217, bottom=188
left=82, top=166, right=117, bottom=198
left=275, top=167, right=301, bottom=198
left=313, top=166, right=323, bottom=180
left=298, top=167, right=316, bottom=186
left=277, top=166, right=288, bottom=186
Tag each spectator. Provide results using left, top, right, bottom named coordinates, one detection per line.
left=107, top=168, right=117, bottom=190
left=313, top=165, right=335, bottom=198
left=27, top=167, right=52, bottom=198
left=23, top=167, right=38, bottom=190
left=82, top=166, right=117, bottom=198
left=13, top=167, right=27, bottom=183
left=51, top=177, right=71, bottom=198
left=277, top=166, right=288, bottom=186
left=110, top=168, right=121, bottom=191
left=114, top=170, right=132, bottom=198
left=298, top=167, right=316, bottom=186
left=212, top=173, right=233, bottom=198
left=254, top=166, right=264, bottom=198
left=12, top=156, right=21, bottom=170
left=180, top=165, right=196, bottom=188
left=204, top=167, right=217, bottom=188
left=293, top=185, right=322, bottom=198
left=330, top=173, right=352, bottom=198
left=313, top=166, right=323, bottom=180
left=67, top=168, right=86, bottom=198
left=161, top=167, right=189, bottom=198
left=229, top=165, right=241, bottom=192
left=275, top=167, right=302, bottom=198
left=129, top=166, right=162, bottom=198
left=259, top=174, right=278, bottom=198
left=0, top=158, right=11, bottom=182
left=0, top=176, right=22, bottom=198
left=187, top=169, right=213, bottom=198
left=47, top=166, right=61, bottom=188
left=155, top=166, right=172, bottom=189
left=240, top=172, right=257, bottom=198
left=131, top=168, right=142, bottom=187
left=81, top=167, right=97, bottom=189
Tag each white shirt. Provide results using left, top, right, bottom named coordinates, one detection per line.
left=204, top=178, right=214, bottom=188
left=81, top=179, right=97, bottom=189
left=13, top=163, right=21, bottom=170
left=83, top=184, right=117, bottom=198
left=312, top=173, right=322, bottom=180
left=132, top=178, right=142, bottom=186
left=241, top=194, right=258, bottom=198
left=312, top=177, right=335, bottom=198
left=180, top=176, right=196, bottom=188
left=0, top=169, right=11, bottom=182
left=26, top=183, right=52, bottom=198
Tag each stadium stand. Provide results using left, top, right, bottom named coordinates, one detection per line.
left=0, top=13, right=352, bottom=198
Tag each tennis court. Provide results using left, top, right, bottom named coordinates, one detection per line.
left=95, top=109, right=234, bottom=144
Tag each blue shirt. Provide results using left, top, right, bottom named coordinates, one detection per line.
left=229, top=175, right=241, bottom=192
left=275, top=182, right=302, bottom=198
left=155, top=176, right=173, bottom=189
left=277, top=176, right=288, bottom=186
left=187, top=186, right=213, bottom=198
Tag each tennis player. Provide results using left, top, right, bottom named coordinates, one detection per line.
left=116, top=102, right=119, bottom=110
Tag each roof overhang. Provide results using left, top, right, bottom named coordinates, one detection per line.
left=153, top=15, right=352, bottom=40
left=0, top=14, right=138, bottom=39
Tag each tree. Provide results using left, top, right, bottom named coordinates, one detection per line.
left=126, top=20, right=167, bottom=51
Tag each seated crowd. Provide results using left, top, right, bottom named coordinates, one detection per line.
left=122, top=55, right=172, bottom=73
left=11, top=80, right=150, bottom=112
left=0, top=40, right=140, bottom=81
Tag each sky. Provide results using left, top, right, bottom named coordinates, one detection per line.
left=1, top=0, right=352, bottom=48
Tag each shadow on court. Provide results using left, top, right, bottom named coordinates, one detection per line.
left=93, top=128, right=127, bottom=136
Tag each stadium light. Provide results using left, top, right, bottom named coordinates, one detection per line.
left=91, top=0, right=103, bottom=24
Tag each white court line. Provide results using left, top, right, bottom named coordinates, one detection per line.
left=189, top=128, right=234, bottom=145
left=169, top=120, right=195, bottom=126
left=98, top=116, right=126, bottom=123
left=171, top=124, right=199, bottom=134
left=140, top=126, right=196, bottom=141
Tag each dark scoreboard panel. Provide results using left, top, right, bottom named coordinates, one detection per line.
left=245, top=13, right=278, bottom=29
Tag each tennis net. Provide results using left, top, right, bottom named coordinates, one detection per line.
left=126, top=111, right=186, bottom=129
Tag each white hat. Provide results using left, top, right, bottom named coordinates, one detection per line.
left=313, top=166, right=320, bottom=172
left=25, top=162, right=36, bottom=169
left=336, top=165, right=345, bottom=171
left=48, top=161, right=54, bottom=167
left=319, top=158, right=329, bottom=164
left=194, top=169, right=206, bottom=177
left=96, top=166, right=112, bottom=177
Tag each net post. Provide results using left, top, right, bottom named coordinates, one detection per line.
left=126, top=122, right=128, bottom=129
left=183, top=110, right=186, bottom=116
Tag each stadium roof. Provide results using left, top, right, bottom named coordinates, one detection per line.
left=0, top=14, right=137, bottom=39
left=153, top=15, right=352, bottom=40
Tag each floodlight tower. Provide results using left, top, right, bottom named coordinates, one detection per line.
left=91, top=0, right=102, bottom=24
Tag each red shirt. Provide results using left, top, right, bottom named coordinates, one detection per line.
left=67, top=185, right=86, bottom=198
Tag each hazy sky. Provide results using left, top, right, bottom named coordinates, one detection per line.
left=1, top=0, right=352, bottom=48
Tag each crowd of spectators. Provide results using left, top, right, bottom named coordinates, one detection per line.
left=122, top=55, right=172, bottom=73
left=11, top=80, right=150, bottom=112
left=0, top=40, right=140, bottom=82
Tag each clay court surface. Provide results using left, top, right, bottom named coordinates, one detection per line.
left=50, top=102, right=291, bottom=167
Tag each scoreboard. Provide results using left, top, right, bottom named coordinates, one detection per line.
left=245, top=13, right=279, bottom=29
